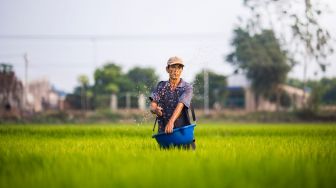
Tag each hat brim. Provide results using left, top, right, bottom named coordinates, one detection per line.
left=167, top=62, right=184, bottom=66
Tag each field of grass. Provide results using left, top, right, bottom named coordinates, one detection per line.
left=1, top=123, right=336, bottom=188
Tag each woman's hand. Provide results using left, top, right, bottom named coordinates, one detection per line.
left=165, top=120, right=174, bottom=134
left=154, top=106, right=163, bottom=116
left=164, top=102, right=184, bottom=134
left=150, top=105, right=163, bottom=117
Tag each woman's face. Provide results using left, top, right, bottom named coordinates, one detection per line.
left=166, top=64, right=183, bottom=80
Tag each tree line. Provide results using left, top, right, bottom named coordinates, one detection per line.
left=65, top=63, right=230, bottom=110
left=65, top=61, right=336, bottom=111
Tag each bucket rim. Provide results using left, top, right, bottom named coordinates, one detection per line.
left=152, top=124, right=196, bottom=138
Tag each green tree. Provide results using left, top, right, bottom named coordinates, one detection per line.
left=77, top=74, right=89, bottom=111
left=65, top=86, right=82, bottom=110
left=93, top=63, right=126, bottom=94
left=321, top=78, right=336, bottom=105
left=243, top=0, right=334, bottom=100
left=307, top=82, right=326, bottom=112
left=227, top=28, right=291, bottom=110
left=193, top=70, right=227, bottom=109
left=66, top=75, right=93, bottom=110
left=126, top=67, right=159, bottom=94
left=286, top=78, right=304, bottom=89
left=286, top=77, right=336, bottom=110
left=93, top=63, right=125, bottom=109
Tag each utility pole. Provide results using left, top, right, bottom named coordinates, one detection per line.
left=91, top=37, right=97, bottom=69
left=302, top=47, right=309, bottom=108
left=126, top=92, right=131, bottom=110
left=204, top=68, right=209, bottom=115
left=23, top=53, right=29, bottom=109
left=91, top=37, right=97, bottom=105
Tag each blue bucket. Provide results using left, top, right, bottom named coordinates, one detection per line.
left=152, top=124, right=196, bottom=148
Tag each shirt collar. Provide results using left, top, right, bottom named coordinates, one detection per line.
left=165, top=78, right=186, bottom=88
left=177, top=78, right=186, bottom=88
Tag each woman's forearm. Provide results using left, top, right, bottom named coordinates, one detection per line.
left=168, top=102, right=184, bottom=123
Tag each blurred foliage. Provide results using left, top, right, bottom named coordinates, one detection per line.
left=66, top=63, right=158, bottom=110
left=65, top=93, right=81, bottom=109
left=77, top=74, right=90, bottom=110
left=320, top=78, right=336, bottom=105
left=307, top=82, right=326, bottom=112
left=78, top=75, right=89, bottom=87
left=126, top=67, right=159, bottom=94
left=287, top=77, right=336, bottom=106
left=243, top=0, right=333, bottom=74
left=66, top=85, right=94, bottom=110
left=93, top=63, right=158, bottom=95
left=227, top=28, right=290, bottom=109
left=192, top=70, right=228, bottom=108
left=93, top=63, right=125, bottom=94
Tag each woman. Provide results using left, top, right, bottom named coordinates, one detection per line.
left=149, top=56, right=195, bottom=149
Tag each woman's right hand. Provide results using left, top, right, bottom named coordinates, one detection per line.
left=154, top=106, right=163, bottom=116
left=150, top=105, right=163, bottom=117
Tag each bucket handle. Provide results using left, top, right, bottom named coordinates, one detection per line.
left=152, top=117, right=158, bottom=132
left=190, top=104, right=196, bottom=123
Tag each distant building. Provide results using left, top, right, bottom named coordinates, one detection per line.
left=26, top=78, right=66, bottom=112
left=0, top=63, right=23, bottom=117
left=225, top=74, right=309, bottom=112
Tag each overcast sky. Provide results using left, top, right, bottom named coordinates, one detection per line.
left=1, top=0, right=335, bottom=92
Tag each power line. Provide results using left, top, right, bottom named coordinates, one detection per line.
left=11, top=66, right=92, bottom=70
left=3, top=61, right=91, bottom=65
left=0, top=53, right=24, bottom=58
left=0, top=33, right=226, bottom=41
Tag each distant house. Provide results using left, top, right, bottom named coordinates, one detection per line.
left=26, top=78, right=66, bottom=112
left=225, top=74, right=309, bottom=112
left=0, top=64, right=23, bottom=117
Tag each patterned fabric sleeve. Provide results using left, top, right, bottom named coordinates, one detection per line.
left=178, top=83, right=193, bottom=108
left=149, top=81, right=163, bottom=103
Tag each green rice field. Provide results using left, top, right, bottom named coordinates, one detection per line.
left=1, top=123, right=336, bottom=188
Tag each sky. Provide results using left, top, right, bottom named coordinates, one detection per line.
left=0, top=0, right=336, bottom=93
